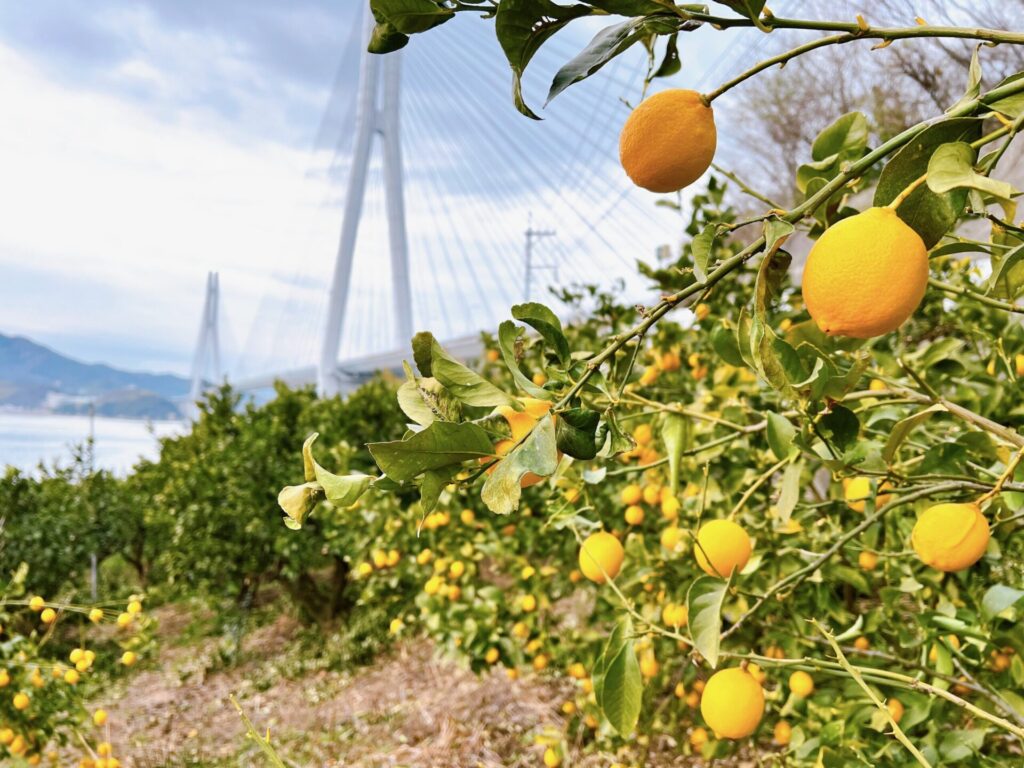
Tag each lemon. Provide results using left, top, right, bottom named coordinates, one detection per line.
left=700, top=668, right=765, bottom=739
left=13, top=692, right=30, bottom=710
left=621, top=484, right=643, bottom=505
left=639, top=651, right=660, bottom=678
left=788, top=670, right=814, bottom=698
left=912, top=502, right=989, bottom=571
left=578, top=531, right=625, bottom=584
left=802, top=207, right=928, bottom=338
left=619, top=89, right=717, bottom=193
left=520, top=594, right=538, bottom=612
left=29, top=596, right=44, bottom=611
left=694, top=519, right=752, bottom=578
left=89, top=608, right=104, bottom=623
left=40, top=608, right=57, bottom=624
left=690, top=726, right=709, bottom=747
left=642, top=484, right=662, bottom=505
left=624, top=505, right=645, bottom=526
left=843, top=476, right=893, bottom=512
left=661, top=494, right=681, bottom=520
left=543, top=747, right=561, bottom=767
left=485, top=647, right=500, bottom=664
left=567, top=662, right=586, bottom=679
left=633, top=423, right=653, bottom=446
left=658, top=351, right=682, bottom=372
left=854, top=636, right=870, bottom=651
left=887, top=698, right=905, bottom=724
left=773, top=720, right=792, bottom=745
left=858, top=550, right=879, bottom=571
left=93, top=709, right=108, bottom=726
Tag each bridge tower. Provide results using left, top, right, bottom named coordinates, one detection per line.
left=317, top=11, right=413, bottom=396
left=188, top=271, right=222, bottom=409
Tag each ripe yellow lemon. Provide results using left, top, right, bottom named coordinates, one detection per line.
left=661, top=494, right=680, bottom=521
left=689, top=726, right=709, bottom=747
left=774, top=720, right=792, bottom=745
left=619, top=89, right=717, bottom=193
left=543, top=747, right=561, bottom=767
left=694, top=519, right=751, bottom=578
left=854, top=636, right=870, bottom=651
left=858, top=550, right=879, bottom=571
left=621, top=484, right=643, bottom=506
left=912, top=502, right=989, bottom=571
left=802, top=207, right=928, bottom=338
left=624, top=505, right=645, bottom=526
left=700, top=667, right=765, bottom=739
left=13, top=692, right=30, bottom=710
left=788, top=670, right=814, bottom=698
left=887, top=698, right=905, bottom=724
left=578, top=531, right=625, bottom=584
left=843, top=476, right=893, bottom=512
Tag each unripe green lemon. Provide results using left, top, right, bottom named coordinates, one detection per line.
left=912, top=502, right=989, bottom=571
left=700, top=667, right=765, bottom=739
left=802, top=207, right=928, bottom=338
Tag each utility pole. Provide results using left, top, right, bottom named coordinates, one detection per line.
left=188, top=271, right=222, bottom=412
left=318, top=7, right=412, bottom=397
left=524, top=213, right=557, bottom=302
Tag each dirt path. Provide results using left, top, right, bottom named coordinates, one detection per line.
left=87, top=606, right=746, bottom=767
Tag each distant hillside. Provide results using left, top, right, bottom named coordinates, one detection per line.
left=0, top=333, right=188, bottom=419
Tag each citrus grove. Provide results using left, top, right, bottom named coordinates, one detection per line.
left=0, top=1, right=1023, bottom=766
left=276, top=1, right=1024, bottom=765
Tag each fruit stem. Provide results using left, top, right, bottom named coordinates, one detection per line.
left=887, top=173, right=929, bottom=210
left=814, top=620, right=934, bottom=767
left=978, top=445, right=1024, bottom=505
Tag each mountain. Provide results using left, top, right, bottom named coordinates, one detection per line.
left=0, top=333, right=189, bottom=419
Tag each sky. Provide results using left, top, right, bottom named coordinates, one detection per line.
left=0, top=1, right=774, bottom=379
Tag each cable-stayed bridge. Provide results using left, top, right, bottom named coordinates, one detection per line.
left=188, top=4, right=780, bottom=402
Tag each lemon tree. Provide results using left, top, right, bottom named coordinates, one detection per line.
left=280, top=3, right=1024, bottom=764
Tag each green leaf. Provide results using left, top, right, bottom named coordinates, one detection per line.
left=873, top=118, right=981, bottom=247
left=495, top=0, right=592, bottom=119
left=547, top=16, right=676, bottom=106
left=691, top=224, right=716, bottom=282
left=817, top=405, right=859, bottom=453
left=481, top=416, right=558, bottom=514
left=511, top=302, right=571, bottom=364
left=651, top=32, right=680, bottom=78
left=714, top=0, right=766, bottom=26
left=763, top=216, right=794, bottom=255
left=982, top=584, right=1024, bottom=620
left=367, top=22, right=409, bottom=53
left=555, top=407, right=601, bottom=460
left=313, top=466, right=373, bottom=507
left=596, top=409, right=635, bottom=458
left=419, top=466, right=457, bottom=515
left=988, top=243, right=1024, bottom=299
left=987, top=72, right=1024, bottom=118
left=587, top=0, right=671, bottom=12
left=301, top=432, right=317, bottom=482
left=368, top=421, right=494, bottom=482
left=812, top=112, right=868, bottom=162
left=661, top=412, right=690, bottom=497
left=766, top=412, right=797, bottom=461
left=277, top=482, right=323, bottom=529
left=497, top=320, right=552, bottom=399
left=882, top=404, right=946, bottom=463
left=947, top=44, right=982, bottom=114
left=369, top=0, right=454, bottom=34
left=927, top=142, right=1019, bottom=200
left=397, top=363, right=463, bottom=426
left=419, top=333, right=520, bottom=409
left=686, top=575, right=730, bottom=668
left=595, top=617, right=642, bottom=735
left=776, top=459, right=802, bottom=525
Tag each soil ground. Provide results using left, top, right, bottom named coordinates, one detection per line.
left=86, top=604, right=755, bottom=768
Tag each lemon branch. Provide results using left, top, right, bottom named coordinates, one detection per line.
left=814, top=620, right=933, bottom=767
left=727, top=454, right=792, bottom=520
left=721, top=482, right=974, bottom=641
left=724, top=650, right=1024, bottom=742
left=928, top=277, right=1024, bottom=315
left=887, top=173, right=929, bottom=211
left=709, top=162, right=784, bottom=209
left=701, top=20, right=1024, bottom=103
left=978, top=445, right=1024, bottom=505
